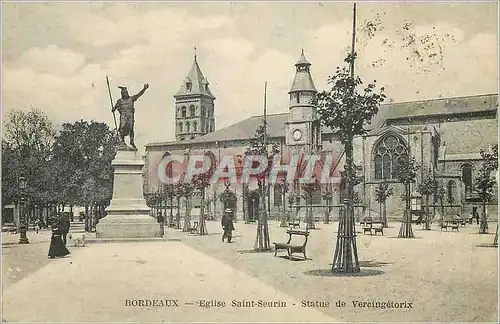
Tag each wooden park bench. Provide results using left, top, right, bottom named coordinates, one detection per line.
left=440, top=221, right=459, bottom=232
left=450, top=221, right=459, bottom=231
left=273, top=229, right=309, bottom=260
left=372, top=222, right=384, bottom=235
left=362, top=219, right=373, bottom=235
left=440, top=222, right=448, bottom=231
left=188, top=221, right=198, bottom=234
left=288, top=219, right=300, bottom=229
left=361, top=221, right=384, bottom=236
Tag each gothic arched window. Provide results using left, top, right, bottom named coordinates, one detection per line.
left=186, top=122, right=190, bottom=133
left=461, top=164, right=473, bottom=195
left=190, top=105, right=196, bottom=117
left=181, top=106, right=187, bottom=118
left=374, top=134, right=408, bottom=180
left=178, top=122, right=183, bottom=133
left=447, top=180, right=456, bottom=203
left=193, top=122, right=197, bottom=132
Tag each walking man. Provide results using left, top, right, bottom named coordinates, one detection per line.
left=59, top=214, right=71, bottom=246
left=473, top=206, right=480, bottom=225
left=221, top=209, right=235, bottom=243
left=157, top=212, right=165, bottom=237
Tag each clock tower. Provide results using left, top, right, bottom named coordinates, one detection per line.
left=285, top=50, right=321, bottom=152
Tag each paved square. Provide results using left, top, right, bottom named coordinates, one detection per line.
left=2, top=220, right=498, bottom=322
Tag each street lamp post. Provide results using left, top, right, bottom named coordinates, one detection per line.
left=18, top=175, right=30, bottom=244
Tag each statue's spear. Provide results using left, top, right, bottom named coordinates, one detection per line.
left=106, top=75, right=119, bottom=135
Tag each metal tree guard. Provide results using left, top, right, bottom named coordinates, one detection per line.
left=331, top=2, right=360, bottom=274
left=332, top=199, right=360, bottom=273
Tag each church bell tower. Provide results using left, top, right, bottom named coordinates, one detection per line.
left=285, top=50, right=321, bottom=152
left=174, top=51, right=216, bottom=141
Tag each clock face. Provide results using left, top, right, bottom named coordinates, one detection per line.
left=292, top=129, right=303, bottom=141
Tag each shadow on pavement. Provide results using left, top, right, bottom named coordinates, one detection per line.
left=304, top=268, right=384, bottom=277
left=237, top=249, right=275, bottom=254
left=476, top=243, right=498, bottom=248
left=358, top=260, right=393, bottom=267
left=187, top=232, right=222, bottom=236
left=277, top=255, right=310, bottom=262
left=2, top=241, right=49, bottom=246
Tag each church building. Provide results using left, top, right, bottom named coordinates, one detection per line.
left=144, top=51, right=498, bottom=222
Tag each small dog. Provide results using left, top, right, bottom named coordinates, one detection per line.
left=68, top=233, right=86, bottom=247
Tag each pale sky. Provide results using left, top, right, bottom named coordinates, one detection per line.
left=2, top=1, right=498, bottom=154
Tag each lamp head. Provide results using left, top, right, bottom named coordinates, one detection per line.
left=19, top=175, right=27, bottom=190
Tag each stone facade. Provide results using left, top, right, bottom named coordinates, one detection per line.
left=144, top=52, right=498, bottom=222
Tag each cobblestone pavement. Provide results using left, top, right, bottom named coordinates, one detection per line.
left=1, top=220, right=498, bottom=322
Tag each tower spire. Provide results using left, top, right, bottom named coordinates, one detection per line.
left=194, top=47, right=197, bottom=63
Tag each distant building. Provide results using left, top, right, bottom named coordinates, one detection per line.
left=144, top=51, right=498, bottom=221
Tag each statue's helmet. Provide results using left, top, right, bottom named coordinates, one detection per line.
left=118, top=86, right=129, bottom=96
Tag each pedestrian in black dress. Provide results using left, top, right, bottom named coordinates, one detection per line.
left=48, top=221, right=70, bottom=259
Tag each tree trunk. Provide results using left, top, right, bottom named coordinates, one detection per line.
left=198, top=189, right=207, bottom=235
left=242, top=185, right=247, bottom=223
left=183, top=196, right=192, bottom=232
left=279, top=209, right=288, bottom=227
left=479, top=199, right=488, bottom=234
left=382, top=201, right=388, bottom=228
left=169, top=195, right=174, bottom=227
left=254, top=180, right=271, bottom=251
left=424, top=196, right=431, bottom=230
left=493, top=224, right=498, bottom=247
left=176, top=197, right=181, bottom=229
left=332, top=139, right=360, bottom=273
left=306, top=196, right=315, bottom=230
left=324, top=200, right=331, bottom=224
left=398, top=183, right=414, bottom=238
left=85, top=205, right=90, bottom=232
left=440, top=198, right=445, bottom=227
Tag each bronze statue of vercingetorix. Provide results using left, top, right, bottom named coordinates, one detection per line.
left=111, top=83, right=149, bottom=150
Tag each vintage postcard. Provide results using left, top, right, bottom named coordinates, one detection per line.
left=1, top=1, right=498, bottom=323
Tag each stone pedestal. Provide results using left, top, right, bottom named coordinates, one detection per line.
left=96, top=148, right=160, bottom=238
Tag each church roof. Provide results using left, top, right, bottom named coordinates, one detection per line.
left=289, top=51, right=317, bottom=93
left=147, top=93, right=498, bottom=148
left=295, top=50, right=311, bottom=66
left=175, top=56, right=215, bottom=99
